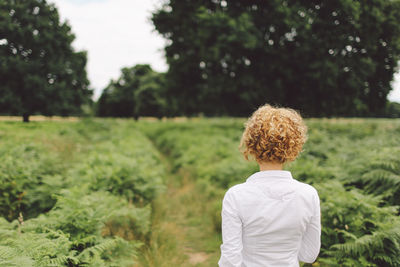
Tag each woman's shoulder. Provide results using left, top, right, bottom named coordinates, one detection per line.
left=223, top=182, right=256, bottom=201
left=223, top=180, right=268, bottom=203
left=291, top=179, right=320, bottom=205
left=293, top=179, right=319, bottom=194
left=224, top=182, right=248, bottom=195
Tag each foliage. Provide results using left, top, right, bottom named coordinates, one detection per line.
left=0, top=121, right=79, bottom=221
left=140, top=118, right=400, bottom=266
left=97, top=64, right=166, bottom=119
left=0, top=142, right=65, bottom=221
left=0, top=119, right=165, bottom=265
left=2, top=118, right=400, bottom=265
left=316, top=181, right=400, bottom=266
left=152, top=0, right=400, bottom=117
left=350, top=154, right=400, bottom=206
left=0, top=0, right=92, bottom=122
left=68, top=125, right=165, bottom=205
left=385, top=101, right=400, bottom=118
left=0, top=190, right=144, bottom=267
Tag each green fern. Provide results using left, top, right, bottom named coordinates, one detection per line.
left=0, top=246, right=34, bottom=267
left=78, top=239, right=119, bottom=260
left=354, top=158, right=400, bottom=205
left=39, top=255, right=79, bottom=267
left=316, top=181, right=400, bottom=266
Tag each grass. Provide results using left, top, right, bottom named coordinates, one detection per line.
left=135, top=137, right=221, bottom=267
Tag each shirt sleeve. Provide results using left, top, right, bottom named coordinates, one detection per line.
left=298, top=189, right=321, bottom=263
left=218, top=189, right=243, bottom=267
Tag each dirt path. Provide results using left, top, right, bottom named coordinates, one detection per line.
left=135, top=140, right=220, bottom=267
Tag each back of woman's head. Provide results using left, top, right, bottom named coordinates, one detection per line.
left=240, top=104, right=307, bottom=164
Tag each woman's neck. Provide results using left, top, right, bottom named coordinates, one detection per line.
left=258, top=161, right=283, bottom=171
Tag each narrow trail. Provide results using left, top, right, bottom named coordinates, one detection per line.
left=136, top=138, right=221, bottom=267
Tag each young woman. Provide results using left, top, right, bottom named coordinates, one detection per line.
left=219, top=104, right=321, bottom=267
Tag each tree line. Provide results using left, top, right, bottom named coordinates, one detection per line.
left=1, top=0, right=400, bottom=121
left=0, top=0, right=91, bottom=122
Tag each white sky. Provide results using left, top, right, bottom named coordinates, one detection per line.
left=389, top=73, right=400, bottom=103
left=50, top=0, right=400, bottom=103
left=50, top=0, right=168, bottom=100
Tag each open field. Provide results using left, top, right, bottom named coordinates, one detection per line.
left=0, top=118, right=399, bottom=266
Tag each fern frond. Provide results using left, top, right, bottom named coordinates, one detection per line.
left=0, top=246, right=17, bottom=259
left=77, top=238, right=119, bottom=259
left=38, top=255, right=79, bottom=267
left=0, top=245, right=34, bottom=267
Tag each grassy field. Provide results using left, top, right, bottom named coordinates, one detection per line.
left=0, top=118, right=399, bottom=266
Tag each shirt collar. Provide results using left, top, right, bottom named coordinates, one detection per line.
left=246, top=170, right=293, bottom=183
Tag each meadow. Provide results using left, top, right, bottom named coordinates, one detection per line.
left=0, top=118, right=399, bottom=266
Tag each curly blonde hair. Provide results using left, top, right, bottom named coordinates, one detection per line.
left=240, top=104, right=307, bottom=164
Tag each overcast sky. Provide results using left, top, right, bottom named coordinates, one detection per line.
left=50, top=0, right=167, bottom=99
left=50, top=0, right=400, bottom=102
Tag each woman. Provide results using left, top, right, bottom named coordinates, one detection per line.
left=219, top=104, right=321, bottom=267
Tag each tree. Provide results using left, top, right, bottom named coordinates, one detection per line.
left=0, top=0, right=92, bottom=122
left=385, top=101, right=400, bottom=118
left=96, top=64, right=166, bottom=119
left=152, top=0, right=400, bottom=117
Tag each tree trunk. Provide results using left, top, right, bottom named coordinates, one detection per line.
left=22, top=113, right=30, bottom=123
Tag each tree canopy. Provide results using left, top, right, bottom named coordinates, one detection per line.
left=152, top=0, right=400, bottom=117
left=97, top=64, right=166, bottom=119
left=0, top=0, right=92, bottom=122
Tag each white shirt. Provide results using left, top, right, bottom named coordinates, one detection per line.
left=218, top=170, right=321, bottom=267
